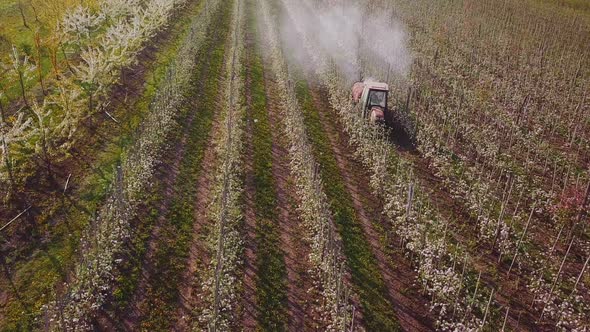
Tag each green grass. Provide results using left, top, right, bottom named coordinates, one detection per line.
left=535, top=0, right=590, bottom=12
left=0, top=0, right=63, bottom=105
left=137, top=0, right=234, bottom=329
left=293, top=78, right=400, bottom=331
left=0, top=0, right=42, bottom=54
left=0, top=0, right=207, bottom=330
left=101, top=0, right=209, bottom=313
left=243, top=1, right=288, bottom=330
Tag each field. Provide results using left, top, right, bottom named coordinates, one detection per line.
left=0, top=0, right=588, bottom=330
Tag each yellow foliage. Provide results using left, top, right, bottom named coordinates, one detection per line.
left=29, top=0, right=100, bottom=29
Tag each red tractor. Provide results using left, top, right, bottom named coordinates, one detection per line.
left=352, top=81, right=389, bottom=124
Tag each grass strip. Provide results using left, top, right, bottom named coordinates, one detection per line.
left=0, top=1, right=205, bottom=329
left=137, top=0, right=234, bottom=329
left=107, top=0, right=211, bottom=313
left=242, top=1, right=288, bottom=330
left=293, top=78, right=400, bottom=331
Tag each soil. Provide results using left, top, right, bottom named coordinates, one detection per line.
left=172, top=108, right=221, bottom=331
left=95, top=1, right=226, bottom=328
left=240, top=44, right=260, bottom=330
left=308, top=81, right=436, bottom=332
left=174, top=2, right=244, bottom=329
left=265, top=70, right=318, bottom=331
left=242, top=14, right=320, bottom=327
left=0, top=0, right=198, bottom=278
left=0, top=1, right=201, bottom=329
left=120, top=95, right=212, bottom=330
left=395, top=137, right=551, bottom=331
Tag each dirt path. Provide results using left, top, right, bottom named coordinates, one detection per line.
left=398, top=149, right=549, bottom=331
left=240, top=23, right=260, bottom=329
left=307, top=82, right=436, bottom=332
left=173, top=110, right=222, bottom=331
left=265, top=73, right=316, bottom=331
left=0, top=0, right=197, bottom=257
left=0, top=2, right=210, bottom=331
left=173, top=2, right=237, bottom=328
left=241, top=2, right=318, bottom=327
left=119, top=58, right=204, bottom=332
left=119, top=73, right=212, bottom=331
left=241, top=14, right=258, bottom=331
left=97, top=1, right=234, bottom=329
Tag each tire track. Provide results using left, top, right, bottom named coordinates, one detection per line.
left=112, top=1, right=232, bottom=329
left=265, top=70, right=316, bottom=331
left=170, top=6, right=237, bottom=332
left=241, top=43, right=260, bottom=331
left=241, top=0, right=319, bottom=328
left=177, top=0, right=245, bottom=329
left=173, top=106, right=221, bottom=331
left=307, top=81, right=436, bottom=332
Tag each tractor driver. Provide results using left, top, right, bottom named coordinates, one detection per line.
left=369, top=90, right=387, bottom=108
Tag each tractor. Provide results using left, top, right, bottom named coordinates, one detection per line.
left=352, top=81, right=389, bottom=125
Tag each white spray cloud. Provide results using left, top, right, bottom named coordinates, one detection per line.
left=280, top=0, right=412, bottom=83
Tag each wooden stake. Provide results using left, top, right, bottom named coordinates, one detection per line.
left=541, top=236, right=575, bottom=319
left=570, top=252, right=590, bottom=297
left=501, top=306, right=510, bottom=331
left=0, top=206, right=32, bottom=232
left=481, top=289, right=495, bottom=330
left=63, top=173, right=72, bottom=194
left=508, top=203, right=535, bottom=277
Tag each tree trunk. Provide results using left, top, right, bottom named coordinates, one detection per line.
left=18, top=1, right=29, bottom=29
left=29, top=0, right=40, bottom=23
left=34, top=33, right=46, bottom=95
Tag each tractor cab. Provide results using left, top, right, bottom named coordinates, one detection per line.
left=352, top=81, right=389, bottom=124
